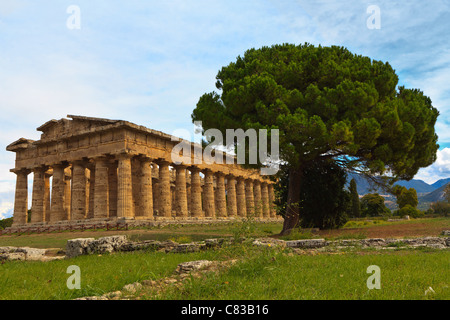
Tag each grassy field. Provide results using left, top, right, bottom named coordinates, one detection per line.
left=0, top=217, right=449, bottom=300
left=1, top=243, right=448, bottom=300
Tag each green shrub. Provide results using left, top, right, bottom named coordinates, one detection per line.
left=0, top=217, right=13, bottom=230
left=398, top=205, right=423, bottom=218
left=429, top=201, right=450, bottom=217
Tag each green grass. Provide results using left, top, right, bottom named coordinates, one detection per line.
left=149, top=246, right=450, bottom=300
left=0, top=249, right=227, bottom=300
left=1, top=241, right=448, bottom=300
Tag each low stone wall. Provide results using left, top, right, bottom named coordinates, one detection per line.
left=2, top=231, right=449, bottom=262
left=254, top=236, right=450, bottom=250
left=65, top=232, right=450, bottom=259
left=0, top=246, right=57, bottom=261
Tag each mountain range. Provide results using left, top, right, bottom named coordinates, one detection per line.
left=347, top=174, right=450, bottom=206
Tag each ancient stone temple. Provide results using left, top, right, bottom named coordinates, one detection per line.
left=6, top=115, right=278, bottom=229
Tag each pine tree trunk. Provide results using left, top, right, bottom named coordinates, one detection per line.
left=280, top=167, right=302, bottom=236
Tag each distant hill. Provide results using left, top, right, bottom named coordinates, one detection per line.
left=419, top=183, right=449, bottom=203
left=346, top=173, right=449, bottom=210
left=431, top=178, right=450, bottom=189
left=347, top=173, right=438, bottom=195
left=394, top=179, right=436, bottom=193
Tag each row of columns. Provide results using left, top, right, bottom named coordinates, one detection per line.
left=12, top=154, right=277, bottom=226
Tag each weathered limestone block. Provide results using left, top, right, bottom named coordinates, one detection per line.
left=0, top=246, right=46, bottom=261
left=122, top=282, right=143, bottom=294
left=90, top=235, right=128, bottom=254
left=0, top=252, right=26, bottom=261
left=169, top=242, right=204, bottom=253
left=16, top=247, right=47, bottom=260
left=441, top=230, right=450, bottom=236
left=66, top=238, right=96, bottom=258
left=120, top=240, right=162, bottom=252
left=174, top=260, right=213, bottom=274
left=285, top=239, right=327, bottom=249
left=360, top=238, right=386, bottom=247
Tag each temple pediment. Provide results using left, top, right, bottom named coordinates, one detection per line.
left=37, top=115, right=120, bottom=141
left=6, top=138, right=35, bottom=151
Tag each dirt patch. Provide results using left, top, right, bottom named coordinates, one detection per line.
left=319, top=221, right=449, bottom=239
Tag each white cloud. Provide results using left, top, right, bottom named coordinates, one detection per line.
left=0, top=201, right=13, bottom=220
left=414, top=148, right=450, bottom=184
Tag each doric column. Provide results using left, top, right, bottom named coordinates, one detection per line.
left=203, top=169, right=215, bottom=218
left=215, top=172, right=227, bottom=218
left=71, top=161, right=87, bottom=221
left=31, top=166, right=46, bottom=223
left=117, top=153, right=133, bottom=218
left=152, top=176, right=159, bottom=216
left=245, top=179, right=255, bottom=217
left=261, top=182, right=270, bottom=219
left=253, top=180, right=262, bottom=218
left=157, top=160, right=172, bottom=218
left=140, top=157, right=154, bottom=218
left=63, top=169, right=71, bottom=220
left=93, top=157, right=109, bottom=219
left=268, top=183, right=277, bottom=218
left=174, top=164, right=188, bottom=218
left=50, top=163, right=67, bottom=222
left=226, top=175, right=237, bottom=218
left=189, top=166, right=203, bottom=217
left=44, top=172, right=51, bottom=222
left=87, top=166, right=95, bottom=219
left=236, top=176, right=247, bottom=218
left=108, top=160, right=118, bottom=218
left=12, top=169, right=30, bottom=226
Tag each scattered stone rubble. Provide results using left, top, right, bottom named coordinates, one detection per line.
left=0, top=246, right=63, bottom=262
left=75, top=259, right=232, bottom=300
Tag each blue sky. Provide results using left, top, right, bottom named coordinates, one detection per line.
left=1, top=0, right=450, bottom=218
